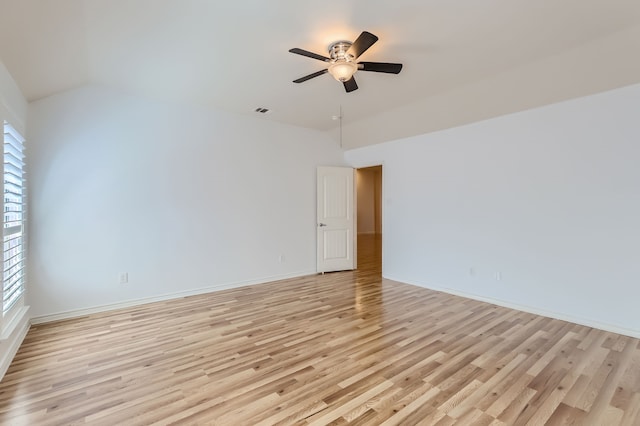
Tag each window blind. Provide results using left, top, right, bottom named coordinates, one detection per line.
left=3, top=122, right=25, bottom=315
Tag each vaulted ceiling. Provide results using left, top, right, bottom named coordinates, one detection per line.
left=1, top=0, right=639, bottom=148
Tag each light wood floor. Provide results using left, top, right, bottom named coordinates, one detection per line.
left=1, top=235, right=639, bottom=425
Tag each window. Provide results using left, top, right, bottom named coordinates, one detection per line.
left=3, top=122, right=25, bottom=315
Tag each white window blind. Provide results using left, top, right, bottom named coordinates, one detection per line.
left=3, top=122, right=25, bottom=315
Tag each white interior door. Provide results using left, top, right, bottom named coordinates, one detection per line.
left=317, top=166, right=356, bottom=273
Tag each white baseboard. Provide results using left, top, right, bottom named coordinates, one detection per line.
left=31, top=270, right=316, bottom=325
left=385, top=275, right=640, bottom=339
left=0, top=306, right=30, bottom=380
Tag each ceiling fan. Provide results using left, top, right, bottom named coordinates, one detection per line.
left=289, top=31, right=403, bottom=93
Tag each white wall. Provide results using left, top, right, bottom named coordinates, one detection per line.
left=27, top=85, right=345, bottom=320
left=345, top=83, right=640, bottom=337
left=0, top=61, right=27, bottom=132
left=0, top=60, right=30, bottom=379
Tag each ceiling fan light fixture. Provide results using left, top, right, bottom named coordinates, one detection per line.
left=289, top=31, right=402, bottom=93
left=328, top=60, right=357, bottom=82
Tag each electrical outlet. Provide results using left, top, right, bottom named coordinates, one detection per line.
left=469, top=267, right=475, bottom=277
left=278, top=254, right=285, bottom=263
left=119, top=272, right=128, bottom=284
left=495, top=271, right=502, bottom=281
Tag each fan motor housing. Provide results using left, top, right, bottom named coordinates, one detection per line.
left=328, top=41, right=354, bottom=61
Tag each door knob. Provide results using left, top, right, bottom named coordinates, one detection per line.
left=318, top=223, right=327, bottom=227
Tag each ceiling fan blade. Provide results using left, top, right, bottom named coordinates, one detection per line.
left=289, top=48, right=330, bottom=62
left=347, top=31, right=378, bottom=59
left=358, top=62, right=403, bottom=74
left=343, top=77, right=358, bottom=93
left=293, top=69, right=328, bottom=83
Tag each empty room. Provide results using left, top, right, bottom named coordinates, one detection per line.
left=1, top=1, right=639, bottom=424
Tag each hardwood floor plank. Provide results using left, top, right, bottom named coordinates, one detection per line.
left=1, top=234, right=639, bottom=424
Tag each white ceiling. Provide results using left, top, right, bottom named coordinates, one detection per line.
left=1, top=0, right=639, bottom=147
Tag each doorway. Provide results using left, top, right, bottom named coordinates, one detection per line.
left=356, top=165, right=382, bottom=272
